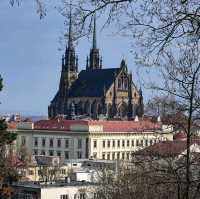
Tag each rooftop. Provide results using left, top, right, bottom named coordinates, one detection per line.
left=30, top=119, right=162, bottom=132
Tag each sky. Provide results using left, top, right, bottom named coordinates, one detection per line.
left=0, top=1, right=157, bottom=116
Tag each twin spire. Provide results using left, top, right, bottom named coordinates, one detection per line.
left=63, top=6, right=102, bottom=72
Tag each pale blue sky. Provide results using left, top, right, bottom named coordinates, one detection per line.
left=0, top=1, right=156, bottom=116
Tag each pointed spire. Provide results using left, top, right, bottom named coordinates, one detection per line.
left=92, top=13, right=97, bottom=49
left=68, top=1, right=73, bottom=49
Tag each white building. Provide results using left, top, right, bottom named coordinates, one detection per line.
left=12, top=181, right=97, bottom=199
left=15, top=119, right=173, bottom=161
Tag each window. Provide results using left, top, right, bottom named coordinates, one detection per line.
left=124, top=79, right=128, bottom=89
left=103, top=140, right=106, bottom=148
left=112, top=152, right=115, bottom=160
left=60, top=169, right=66, bottom=175
left=49, top=138, right=54, bottom=148
left=132, top=140, right=134, bottom=147
left=77, top=151, right=82, bottom=159
left=34, top=150, right=38, bottom=155
left=65, top=151, right=69, bottom=159
left=41, top=150, right=45, bottom=156
left=112, top=140, right=115, bottom=148
left=145, top=140, right=148, bottom=147
left=122, top=152, right=125, bottom=160
left=28, top=170, right=34, bottom=175
left=127, top=153, right=130, bottom=160
left=122, top=140, right=125, bottom=147
left=34, top=138, right=38, bottom=147
left=93, top=152, right=97, bottom=158
left=117, top=152, right=120, bottom=160
left=57, top=151, right=61, bottom=157
left=21, top=136, right=26, bottom=146
left=136, top=140, right=139, bottom=146
left=93, top=140, right=97, bottom=148
left=57, top=139, right=61, bottom=148
left=60, top=195, right=68, bottom=199
left=78, top=139, right=82, bottom=149
left=74, top=194, right=77, bottom=199
left=127, top=140, right=130, bottom=147
left=117, top=140, right=120, bottom=147
left=107, top=140, right=110, bottom=148
left=80, top=193, right=86, bottom=199
left=42, top=138, right=46, bottom=147
left=49, top=150, right=54, bottom=156
left=102, top=153, right=105, bottom=160
left=118, top=79, right=122, bottom=88
left=150, top=140, right=153, bottom=145
left=107, top=153, right=110, bottom=160
left=141, top=140, right=144, bottom=147
left=65, top=139, right=69, bottom=148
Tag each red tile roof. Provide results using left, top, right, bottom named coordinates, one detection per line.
left=33, top=119, right=162, bottom=132
left=88, top=120, right=161, bottom=132
left=134, top=139, right=200, bottom=157
left=173, top=132, right=187, bottom=140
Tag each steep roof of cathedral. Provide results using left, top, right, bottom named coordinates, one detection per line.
left=69, top=68, right=120, bottom=97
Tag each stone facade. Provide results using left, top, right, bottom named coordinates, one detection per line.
left=48, top=13, right=144, bottom=120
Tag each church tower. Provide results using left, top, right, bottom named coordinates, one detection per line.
left=48, top=4, right=78, bottom=118
left=87, top=14, right=102, bottom=70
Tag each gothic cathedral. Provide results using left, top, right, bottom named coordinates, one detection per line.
left=48, top=12, right=144, bottom=120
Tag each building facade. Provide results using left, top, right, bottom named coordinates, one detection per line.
left=16, top=119, right=173, bottom=161
left=48, top=12, right=144, bottom=120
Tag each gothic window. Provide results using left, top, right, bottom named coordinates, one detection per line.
left=124, top=79, right=128, bottom=89
left=118, top=78, right=122, bottom=89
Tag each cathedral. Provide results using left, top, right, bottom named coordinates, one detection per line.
left=48, top=13, right=144, bottom=120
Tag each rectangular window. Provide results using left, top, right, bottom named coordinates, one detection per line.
left=93, top=152, right=97, bottom=158
left=49, top=150, right=54, bottom=156
left=34, top=137, right=38, bottom=147
left=145, top=140, right=148, bottom=147
left=102, top=153, right=105, bottom=160
left=65, top=139, right=69, bottom=148
left=77, top=151, right=82, bottom=159
left=78, top=139, right=82, bottom=149
left=41, top=150, right=45, bottom=156
left=117, top=140, right=120, bottom=148
left=132, top=140, right=134, bottom=147
left=42, top=138, right=46, bottom=147
left=127, top=140, right=130, bottom=147
left=122, top=140, right=125, bottom=147
left=103, top=140, right=105, bottom=148
left=141, top=140, right=143, bottom=147
left=136, top=140, right=139, bottom=146
left=93, top=140, right=97, bottom=148
left=122, top=152, right=125, bottom=160
left=127, top=153, right=129, bottom=160
left=34, top=150, right=38, bottom=155
left=107, top=153, right=110, bottom=160
left=65, top=151, right=69, bottom=159
left=117, top=152, right=120, bottom=160
left=150, top=140, right=153, bottom=145
left=57, top=151, right=61, bottom=157
left=50, top=138, right=54, bottom=148
left=60, top=195, right=68, bottom=199
left=21, top=136, right=26, bottom=146
left=112, top=140, right=115, bottom=148
left=57, top=139, right=61, bottom=148
left=80, top=193, right=86, bottom=199
left=107, top=140, right=110, bottom=148
left=112, top=152, right=115, bottom=160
